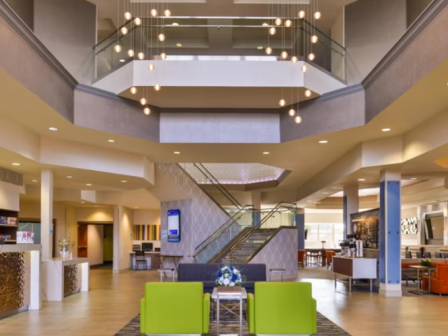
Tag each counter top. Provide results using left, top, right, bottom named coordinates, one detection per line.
left=43, top=258, right=89, bottom=266
left=333, top=256, right=377, bottom=260
left=0, top=244, right=41, bottom=253
left=130, top=251, right=161, bottom=254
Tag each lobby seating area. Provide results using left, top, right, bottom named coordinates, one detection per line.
left=177, top=263, right=266, bottom=294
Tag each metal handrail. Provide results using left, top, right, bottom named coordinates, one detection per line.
left=193, top=163, right=242, bottom=209
left=225, top=202, right=296, bottom=258
left=193, top=204, right=253, bottom=252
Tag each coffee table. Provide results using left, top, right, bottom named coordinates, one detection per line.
left=409, top=265, right=430, bottom=295
left=212, top=287, right=247, bottom=336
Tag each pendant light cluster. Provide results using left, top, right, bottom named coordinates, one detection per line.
left=113, top=0, right=172, bottom=116
left=264, top=0, right=321, bottom=124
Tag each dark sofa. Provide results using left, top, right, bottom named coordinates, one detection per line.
left=177, top=263, right=266, bottom=294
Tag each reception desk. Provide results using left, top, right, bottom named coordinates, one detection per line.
left=0, top=244, right=41, bottom=319
left=333, top=256, right=377, bottom=292
left=130, top=252, right=161, bottom=270
left=42, top=258, right=89, bottom=301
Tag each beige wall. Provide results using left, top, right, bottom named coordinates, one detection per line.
left=87, top=224, right=104, bottom=266
left=0, top=181, right=22, bottom=211
left=5, top=0, right=34, bottom=30
left=406, top=0, right=433, bottom=27
left=345, top=0, right=407, bottom=85
left=331, top=8, right=345, bottom=80
left=33, top=0, right=96, bottom=84
left=77, top=207, right=114, bottom=222
left=65, top=205, right=78, bottom=257
left=133, top=209, right=160, bottom=225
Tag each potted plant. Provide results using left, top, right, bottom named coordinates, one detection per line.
left=216, top=265, right=243, bottom=287
left=420, top=258, right=433, bottom=267
left=59, top=239, right=71, bottom=260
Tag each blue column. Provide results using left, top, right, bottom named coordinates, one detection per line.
left=296, top=208, right=305, bottom=250
left=343, top=195, right=347, bottom=240
left=379, top=170, right=402, bottom=297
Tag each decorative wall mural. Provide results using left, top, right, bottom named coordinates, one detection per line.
left=401, top=217, right=418, bottom=234
left=0, top=252, right=25, bottom=315
left=64, top=265, right=79, bottom=297
left=133, top=224, right=160, bottom=241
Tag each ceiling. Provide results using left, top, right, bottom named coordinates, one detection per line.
left=182, top=163, right=285, bottom=184
left=90, top=0, right=358, bottom=43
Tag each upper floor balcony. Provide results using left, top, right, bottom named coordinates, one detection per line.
left=92, top=17, right=347, bottom=108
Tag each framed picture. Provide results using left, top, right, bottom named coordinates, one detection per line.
left=17, top=231, right=34, bottom=244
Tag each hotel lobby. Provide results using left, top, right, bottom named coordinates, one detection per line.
left=1, top=0, right=448, bottom=335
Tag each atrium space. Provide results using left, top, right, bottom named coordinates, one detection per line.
left=1, top=0, right=448, bottom=336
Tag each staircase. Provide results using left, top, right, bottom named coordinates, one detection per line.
left=225, top=229, right=277, bottom=264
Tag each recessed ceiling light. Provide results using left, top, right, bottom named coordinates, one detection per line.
left=382, top=128, right=391, bottom=132
left=86, top=183, right=92, bottom=186
left=174, top=151, right=180, bottom=154
left=66, top=176, right=73, bottom=179
left=49, top=127, right=58, bottom=131
left=319, top=140, right=328, bottom=144
left=119, top=59, right=125, bottom=63
left=32, top=179, right=38, bottom=183
left=172, top=22, right=179, bottom=26
left=108, top=139, right=115, bottom=143
left=121, top=180, right=127, bottom=183
left=12, top=163, right=20, bottom=166
left=176, top=43, right=182, bottom=47
left=358, top=178, right=366, bottom=181
left=257, top=46, right=263, bottom=50
left=263, top=152, right=270, bottom=155
left=410, top=177, right=417, bottom=180
left=262, top=22, right=269, bottom=26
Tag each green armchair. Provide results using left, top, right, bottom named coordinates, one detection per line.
left=140, top=282, right=210, bottom=335
left=248, top=282, right=317, bottom=335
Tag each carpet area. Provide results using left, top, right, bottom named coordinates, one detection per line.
left=115, top=312, right=351, bottom=336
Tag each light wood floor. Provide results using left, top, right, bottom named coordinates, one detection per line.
left=0, top=268, right=447, bottom=336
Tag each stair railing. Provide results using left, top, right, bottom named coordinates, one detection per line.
left=225, top=202, right=296, bottom=260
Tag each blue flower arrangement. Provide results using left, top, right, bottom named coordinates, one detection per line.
left=216, top=265, right=243, bottom=287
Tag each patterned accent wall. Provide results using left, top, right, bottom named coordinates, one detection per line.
left=250, top=228, right=298, bottom=280
left=159, top=163, right=230, bottom=264
left=0, top=252, right=26, bottom=315
left=64, top=265, right=79, bottom=297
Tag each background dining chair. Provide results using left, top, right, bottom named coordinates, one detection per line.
left=415, top=252, right=422, bottom=258
left=405, top=251, right=412, bottom=258
left=298, top=250, right=306, bottom=269
left=326, top=251, right=336, bottom=270
left=423, top=252, right=431, bottom=258
left=135, top=250, right=147, bottom=270
left=435, top=252, right=442, bottom=258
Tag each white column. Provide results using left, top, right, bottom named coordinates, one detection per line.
left=113, top=205, right=120, bottom=274
left=41, top=169, right=53, bottom=260
left=343, top=184, right=359, bottom=237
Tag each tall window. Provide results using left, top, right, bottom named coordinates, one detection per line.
left=305, top=223, right=343, bottom=248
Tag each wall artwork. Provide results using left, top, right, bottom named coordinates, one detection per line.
left=133, top=225, right=161, bottom=241
left=351, top=209, right=380, bottom=249
left=401, top=217, right=418, bottom=234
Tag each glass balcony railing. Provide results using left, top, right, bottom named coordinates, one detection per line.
left=94, top=17, right=346, bottom=81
